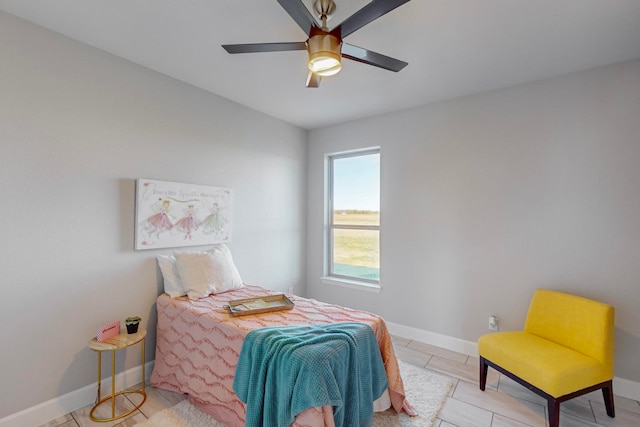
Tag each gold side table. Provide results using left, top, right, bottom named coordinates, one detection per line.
left=88, top=328, right=147, bottom=422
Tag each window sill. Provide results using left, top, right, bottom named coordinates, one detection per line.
left=321, top=276, right=381, bottom=293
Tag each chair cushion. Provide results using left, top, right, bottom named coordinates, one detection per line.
left=478, top=331, right=611, bottom=397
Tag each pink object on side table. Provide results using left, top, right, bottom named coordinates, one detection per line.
left=97, top=320, right=120, bottom=342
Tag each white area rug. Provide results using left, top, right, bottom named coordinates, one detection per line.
left=135, top=360, right=454, bottom=427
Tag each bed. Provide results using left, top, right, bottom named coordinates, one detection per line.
left=150, top=284, right=415, bottom=427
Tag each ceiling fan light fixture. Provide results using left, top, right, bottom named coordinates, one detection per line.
left=307, top=33, right=342, bottom=77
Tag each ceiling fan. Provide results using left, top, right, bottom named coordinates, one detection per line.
left=222, top=0, right=410, bottom=88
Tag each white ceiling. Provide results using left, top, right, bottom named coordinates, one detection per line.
left=2, top=0, right=640, bottom=129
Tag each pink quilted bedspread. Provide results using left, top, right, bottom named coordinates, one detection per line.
left=150, top=285, right=414, bottom=426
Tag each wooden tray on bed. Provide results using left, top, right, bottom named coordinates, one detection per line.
left=225, top=294, right=295, bottom=317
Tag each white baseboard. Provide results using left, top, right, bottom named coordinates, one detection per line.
left=0, top=361, right=154, bottom=427
left=385, top=321, right=640, bottom=402
left=386, top=321, right=479, bottom=356
left=614, top=376, right=640, bottom=402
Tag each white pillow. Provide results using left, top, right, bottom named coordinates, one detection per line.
left=157, top=255, right=186, bottom=298
left=208, top=244, right=244, bottom=293
left=174, top=251, right=220, bottom=300
left=173, top=247, right=243, bottom=299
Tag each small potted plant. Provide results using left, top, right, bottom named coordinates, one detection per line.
left=125, top=316, right=141, bottom=334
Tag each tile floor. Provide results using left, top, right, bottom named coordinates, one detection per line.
left=40, top=335, right=640, bottom=427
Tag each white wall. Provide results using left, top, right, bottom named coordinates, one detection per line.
left=0, top=11, right=307, bottom=419
left=307, top=59, right=640, bottom=384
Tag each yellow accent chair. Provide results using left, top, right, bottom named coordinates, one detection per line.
left=478, top=289, right=615, bottom=427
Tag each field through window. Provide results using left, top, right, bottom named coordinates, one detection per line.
left=332, top=210, right=379, bottom=281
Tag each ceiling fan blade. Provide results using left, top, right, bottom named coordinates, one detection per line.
left=334, top=0, right=410, bottom=39
left=222, top=42, right=307, bottom=54
left=278, top=0, right=319, bottom=35
left=306, top=72, right=322, bottom=88
left=342, top=43, right=408, bottom=72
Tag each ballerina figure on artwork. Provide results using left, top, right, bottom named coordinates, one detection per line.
left=174, top=204, right=201, bottom=240
left=202, top=202, right=227, bottom=235
left=144, top=198, right=174, bottom=238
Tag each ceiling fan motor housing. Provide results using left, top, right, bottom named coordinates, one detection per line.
left=307, top=27, right=342, bottom=76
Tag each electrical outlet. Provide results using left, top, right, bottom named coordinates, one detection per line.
left=488, top=315, right=499, bottom=332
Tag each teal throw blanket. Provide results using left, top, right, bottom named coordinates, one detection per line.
left=233, top=322, right=388, bottom=427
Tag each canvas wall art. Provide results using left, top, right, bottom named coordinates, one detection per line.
left=135, top=179, right=232, bottom=250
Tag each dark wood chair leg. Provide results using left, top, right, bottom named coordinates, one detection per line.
left=602, top=381, right=616, bottom=418
left=479, top=356, right=488, bottom=391
left=548, top=397, right=560, bottom=427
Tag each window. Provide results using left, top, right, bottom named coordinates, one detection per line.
left=326, top=148, right=380, bottom=285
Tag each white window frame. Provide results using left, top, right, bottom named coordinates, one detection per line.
left=323, top=148, right=380, bottom=290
